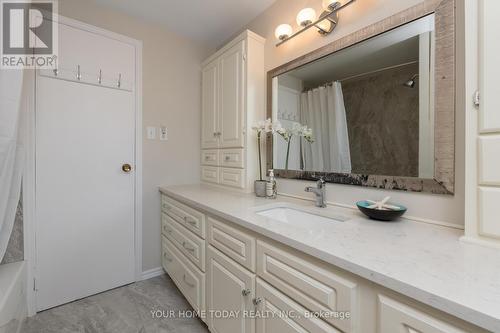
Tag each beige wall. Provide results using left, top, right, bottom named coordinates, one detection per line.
left=59, top=0, right=212, bottom=271
left=244, top=0, right=466, bottom=227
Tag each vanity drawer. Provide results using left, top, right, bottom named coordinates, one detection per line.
left=207, top=217, right=256, bottom=272
left=201, top=149, right=219, bottom=166
left=256, top=278, right=341, bottom=333
left=162, top=236, right=205, bottom=314
left=220, top=149, right=245, bottom=168
left=163, top=214, right=205, bottom=271
left=201, top=166, right=220, bottom=184
left=257, top=241, right=357, bottom=333
left=219, top=168, right=245, bottom=188
left=378, top=295, right=468, bottom=333
left=162, top=195, right=206, bottom=239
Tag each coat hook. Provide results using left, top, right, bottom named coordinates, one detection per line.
left=98, top=69, right=102, bottom=84
left=117, top=73, right=121, bottom=88
left=76, top=65, right=81, bottom=81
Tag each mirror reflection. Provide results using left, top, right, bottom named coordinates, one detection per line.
left=273, top=14, right=435, bottom=178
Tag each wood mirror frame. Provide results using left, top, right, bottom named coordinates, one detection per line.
left=266, top=0, right=455, bottom=194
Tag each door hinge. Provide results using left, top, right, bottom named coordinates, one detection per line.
left=473, top=90, right=480, bottom=107
left=33, top=278, right=37, bottom=291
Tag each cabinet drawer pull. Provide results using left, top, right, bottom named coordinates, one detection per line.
left=253, top=297, right=263, bottom=306
left=225, top=156, right=231, bottom=161
left=163, top=226, right=173, bottom=234
left=163, top=252, right=172, bottom=262
left=183, top=274, right=195, bottom=287
left=182, top=241, right=196, bottom=252
left=183, top=216, right=197, bottom=225
left=242, top=289, right=251, bottom=297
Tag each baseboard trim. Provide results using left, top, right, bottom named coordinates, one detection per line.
left=460, top=236, right=500, bottom=249
left=141, top=267, right=165, bottom=281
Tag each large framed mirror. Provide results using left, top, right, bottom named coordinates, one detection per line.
left=267, top=0, right=455, bottom=194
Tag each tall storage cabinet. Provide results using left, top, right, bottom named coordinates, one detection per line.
left=464, top=0, right=500, bottom=247
left=201, top=30, right=265, bottom=191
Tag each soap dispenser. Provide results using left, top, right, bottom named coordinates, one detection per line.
left=266, top=169, right=277, bottom=199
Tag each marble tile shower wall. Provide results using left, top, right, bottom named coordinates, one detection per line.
left=1, top=199, right=24, bottom=264
left=342, top=63, right=420, bottom=177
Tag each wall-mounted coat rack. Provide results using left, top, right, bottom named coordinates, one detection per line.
left=39, top=65, right=133, bottom=92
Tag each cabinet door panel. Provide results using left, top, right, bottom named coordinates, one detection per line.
left=202, top=60, right=219, bottom=148
left=207, top=246, right=255, bottom=333
left=219, top=41, right=245, bottom=148
left=479, top=0, right=500, bottom=133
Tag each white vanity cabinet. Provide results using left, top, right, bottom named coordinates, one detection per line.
left=200, top=30, right=265, bottom=191
left=160, top=193, right=489, bottom=333
left=161, top=196, right=207, bottom=319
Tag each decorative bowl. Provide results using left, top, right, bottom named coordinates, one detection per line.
left=356, top=201, right=407, bottom=221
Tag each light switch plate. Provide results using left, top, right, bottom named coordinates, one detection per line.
left=146, top=127, right=156, bottom=140
left=160, top=126, right=168, bottom=141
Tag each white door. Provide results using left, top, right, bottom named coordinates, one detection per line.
left=219, top=41, right=245, bottom=148
left=207, top=246, right=255, bottom=333
left=35, top=21, right=137, bottom=311
left=201, top=60, right=219, bottom=149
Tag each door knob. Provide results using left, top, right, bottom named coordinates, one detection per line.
left=122, top=164, right=132, bottom=173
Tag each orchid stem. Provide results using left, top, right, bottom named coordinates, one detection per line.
left=285, top=138, right=291, bottom=170
left=257, top=132, right=263, bottom=181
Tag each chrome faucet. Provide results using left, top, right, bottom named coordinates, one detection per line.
left=305, top=178, right=327, bottom=208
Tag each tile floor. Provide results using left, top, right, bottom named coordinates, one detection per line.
left=21, top=275, right=209, bottom=333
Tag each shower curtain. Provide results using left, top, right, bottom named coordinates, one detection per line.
left=0, top=70, right=25, bottom=262
left=300, top=81, right=351, bottom=173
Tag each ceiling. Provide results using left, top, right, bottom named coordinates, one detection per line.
left=92, top=0, right=276, bottom=46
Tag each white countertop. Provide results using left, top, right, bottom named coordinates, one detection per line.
left=160, top=184, right=500, bottom=332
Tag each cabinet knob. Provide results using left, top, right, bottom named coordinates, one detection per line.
left=253, top=297, right=263, bottom=306
left=242, top=289, right=251, bottom=296
left=225, top=156, right=231, bottom=161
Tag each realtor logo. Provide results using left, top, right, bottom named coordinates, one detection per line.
left=1, top=0, right=58, bottom=69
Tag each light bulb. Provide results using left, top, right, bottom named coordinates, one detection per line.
left=274, top=24, right=293, bottom=41
left=322, top=0, right=339, bottom=11
left=296, top=8, right=316, bottom=27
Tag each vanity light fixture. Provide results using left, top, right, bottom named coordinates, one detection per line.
left=275, top=24, right=293, bottom=41
left=296, top=8, right=317, bottom=27
left=275, top=0, right=355, bottom=47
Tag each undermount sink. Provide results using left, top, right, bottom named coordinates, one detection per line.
left=255, top=203, right=350, bottom=227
